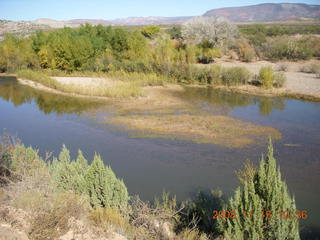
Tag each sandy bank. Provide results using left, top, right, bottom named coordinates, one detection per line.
left=17, top=78, right=112, bottom=101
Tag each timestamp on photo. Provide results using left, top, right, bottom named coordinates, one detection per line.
left=212, top=210, right=308, bottom=220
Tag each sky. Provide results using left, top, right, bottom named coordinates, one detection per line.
left=0, top=0, right=319, bottom=21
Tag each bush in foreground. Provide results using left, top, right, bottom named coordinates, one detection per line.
left=218, top=140, right=300, bottom=240
left=50, top=145, right=129, bottom=209
left=0, top=136, right=301, bottom=239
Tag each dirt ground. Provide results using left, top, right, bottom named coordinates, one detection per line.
left=216, top=59, right=320, bottom=97
left=53, top=77, right=115, bottom=87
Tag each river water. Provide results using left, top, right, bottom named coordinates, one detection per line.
left=0, top=76, right=319, bottom=238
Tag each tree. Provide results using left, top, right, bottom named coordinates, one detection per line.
left=126, top=30, right=149, bottom=61
left=0, top=34, right=38, bottom=72
left=181, top=16, right=238, bottom=47
left=167, top=25, right=182, bottom=40
left=218, top=140, right=300, bottom=240
left=85, top=154, right=128, bottom=209
left=141, top=25, right=160, bottom=38
left=50, top=145, right=88, bottom=195
left=10, top=144, right=45, bottom=177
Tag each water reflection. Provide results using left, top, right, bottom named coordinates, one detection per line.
left=180, top=87, right=286, bottom=116
left=0, top=77, right=319, bottom=239
left=0, top=76, right=104, bottom=115
left=259, top=98, right=285, bottom=116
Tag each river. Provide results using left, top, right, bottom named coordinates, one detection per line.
left=0, top=76, right=319, bottom=238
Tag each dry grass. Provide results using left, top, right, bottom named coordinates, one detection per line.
left=108, top=114, right=281, bottom=148
left=89, top=208, right=129, bottom=231
left=16, top=70, right=168, bottom=99
left=176, top=229, right=209, bottom=240
left=112, top=85, right=195, bottom=114
left=28, top=192, right=88, bottom=240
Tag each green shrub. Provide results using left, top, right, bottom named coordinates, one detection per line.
left=141, top=25, right=161, bottom=38
left=259, top=66, right=274, bottom=89
left=85, top=154, right=129, bottom=209
left=50, top=145, right=129, bottom=209
left=11, top=145, right=46, bottom=178
left=263, top=36, right=313, bottom=61
left=50, top=145, right=88, bottom=195
left=274, top=72, right=286, bottom=88
left=167, top=25, right=182, bottom=40
left=221, top=67, right=251, bottom=86
left=218, top=141, right=300, bottom=240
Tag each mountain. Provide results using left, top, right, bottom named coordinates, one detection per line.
left=32, top=16, right=192, bottom=28
left=1, top=3, right=320, bottom=39
left=108, top=16, right=192, bottom=25
left=203, top=3, right=320, bottom=22
left=0, top=20, right=50, bottom=40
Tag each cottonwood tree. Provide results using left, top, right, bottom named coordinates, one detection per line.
left=218, top=140, right=300, bottom=240
left=181, top=16, right=238, bottom=47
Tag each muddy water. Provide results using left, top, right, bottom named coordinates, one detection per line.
left=0, top=76, right=319, bottom=238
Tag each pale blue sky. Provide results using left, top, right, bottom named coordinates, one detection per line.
left=0, top=0, right=319, bottom=21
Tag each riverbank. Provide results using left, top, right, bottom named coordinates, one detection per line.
left=17, top=76, right=320, bottom=103
left=11, top=59, right=320, bottom=102
left=215, top=59, right=320, bottom=101
left=209, top=84, right=320, bottom=102
left=6, top=75, right=282, bottom=148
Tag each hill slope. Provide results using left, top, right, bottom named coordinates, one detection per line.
left=203, top=3, right=320, bottom=22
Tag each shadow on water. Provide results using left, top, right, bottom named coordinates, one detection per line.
left=0, top=76, right=104, bottom=115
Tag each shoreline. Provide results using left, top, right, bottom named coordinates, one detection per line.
left=209, top=85, right=320, bottom=102
left=13, top=77, right=320, bottom=102
left=17, top=78, right=114, bottom=101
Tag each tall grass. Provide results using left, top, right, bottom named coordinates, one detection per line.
left=17, top=70, right=163, bottom=98
left=221, top=67, right=251, bottom=86
left=259, top=66, right=274, bottom=89
left=17, top=70, right=62, bottom=90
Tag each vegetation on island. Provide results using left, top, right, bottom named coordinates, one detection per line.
left=0, top=134, right=300, bottom=239
left=109, top=114, right=281, bottom=148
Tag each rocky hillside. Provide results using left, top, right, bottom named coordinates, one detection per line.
left=203, top=3, right=320, bottom=22
left=0, top=20, right=50, bottom=40
left=34, top=16, right=191, bottom=28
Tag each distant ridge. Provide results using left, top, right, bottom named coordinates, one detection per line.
left=203, top=3, right=320, bottom=22
left=1, top=3, right=320, bottom=39
left=33, top=16, right=192, bottom=27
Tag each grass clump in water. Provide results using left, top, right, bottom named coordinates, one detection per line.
left=109, top=114, right=281, bottom=148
